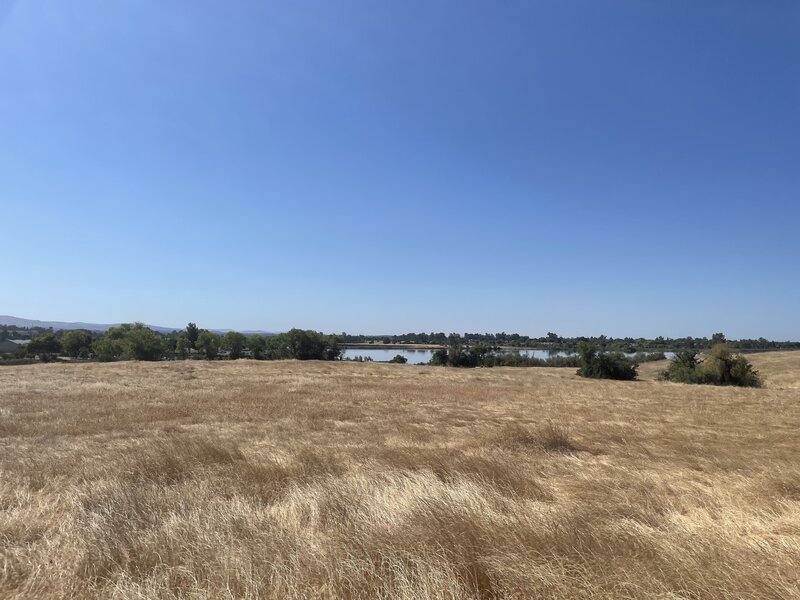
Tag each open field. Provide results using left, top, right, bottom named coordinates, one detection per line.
left=1, top=353, right=799, bottom=599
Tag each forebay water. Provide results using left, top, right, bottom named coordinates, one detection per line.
left=341, top=348, right=676, bottom=364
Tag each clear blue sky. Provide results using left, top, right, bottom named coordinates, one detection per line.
left=1, top=1, right=798, bottom=338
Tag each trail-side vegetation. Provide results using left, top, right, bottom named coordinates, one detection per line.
left=0, top=354, right=798, bottom=599
left=575, top=342, right=638, bottom=381
left=661, top=343, right=763, bottom=387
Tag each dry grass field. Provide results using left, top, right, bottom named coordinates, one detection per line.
left=1, top=353, right=799, bottom=599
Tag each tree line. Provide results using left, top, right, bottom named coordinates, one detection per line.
left=425, top=341, right=762, bottom=387
left=16, top=324, right=341, bottom=363
left=1, top=324, right=778, bottom=387
left=6, top=324, right=799, bottom=355
left=339, top=331, right=800, bottom=352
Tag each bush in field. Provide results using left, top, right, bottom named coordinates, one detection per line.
left=388, top=354, right=408, bottom=364
left=576, top=342, right=638, bottom=381
left=702, top=344, right=762, bottom=387
left=661, top=350, right=701, bottom=383
left=480, top=353, right=580, bottom=368
left=662, top=344, right=762, bottom=387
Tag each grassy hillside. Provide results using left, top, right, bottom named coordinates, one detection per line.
left=1, top=353, right=798, bottom=599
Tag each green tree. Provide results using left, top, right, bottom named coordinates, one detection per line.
left=222, top=331, right=247, bottom=359
left=175, top=334, right=189, bottom=359
left=93, top=336, right=123, bottom=361
left=61, top=329, right=93, bottom=358
left=93, top=325, right=130, bottom=361
left=27, top=333, right=62, bottom=361
left=268, top=329, right=341, bottom=360
left=91, top=323, right=163, bottom=361
left=248, top=334, right=267, bottom=360
left=196, top=330, right=220, bottom=360
left=388, top=354, right=408, bottom=363
left=124, top=324, right=163, bottom=361
left=429, top=349, right=449, bottom=366
left=186, top=322, right=199, bottom=349
left=711, top=332, right=727, bottom=346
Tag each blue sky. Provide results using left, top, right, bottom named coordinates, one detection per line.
left=1, top=1, right=798, bottom=338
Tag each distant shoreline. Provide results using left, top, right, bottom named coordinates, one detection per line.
left=340, top=343, right=562, bottom=352
left=340, top=343, right=446, bottom=350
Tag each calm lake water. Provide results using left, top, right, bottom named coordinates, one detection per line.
left=341, top=348, right=437, bottom=364
left=341, top=348, right=675, bottom=364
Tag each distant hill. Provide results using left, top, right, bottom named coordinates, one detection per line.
left=0, top=315, right=180, bottom=334
left=0, top=316, right=274, bottom=336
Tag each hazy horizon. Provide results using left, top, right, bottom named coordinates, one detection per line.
left=2, top=2, right=798, bottom=339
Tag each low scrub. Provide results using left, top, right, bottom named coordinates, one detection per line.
left=576, top=343, right=638, bottom=381
left=661, top=344, right=762, bottom=387
left=498, top=421, right=581, bottom=454
left=429, top=346, right=580, bottom=368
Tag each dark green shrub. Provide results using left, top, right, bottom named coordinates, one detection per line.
left=663, top=344, right=762, bottom=387
left=661, top=350, right=701, bottom=383
left=576, top=342, right=638, bottom=381
left=388, top=354, right=408, bottom=364
left=429, top=349, right=449, bottom=366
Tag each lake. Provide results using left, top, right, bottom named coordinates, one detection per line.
left=341, top=348, right=437, bottom=364
left=340, top=348, right=675, bottom=364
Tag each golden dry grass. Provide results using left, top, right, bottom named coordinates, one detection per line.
left=1, top=352, right=799, bottom=599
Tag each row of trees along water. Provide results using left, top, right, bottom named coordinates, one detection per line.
left=13, top=324, right=341, bottom=362
left=6, top=323, right=768, bottom=388
left=1, top=324, right=781, bottom=386
left=338, top=331, right=800, bottom=352
left=4, top=324, right=798, bottom=355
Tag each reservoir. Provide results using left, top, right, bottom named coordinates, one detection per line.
left=340, top=348, right=675, bottom=364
